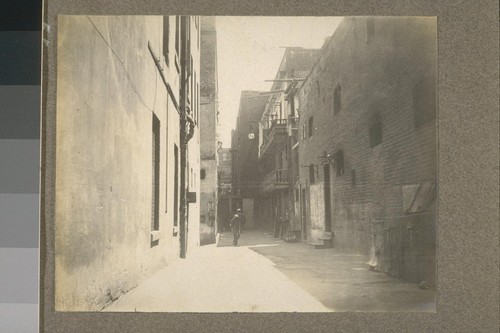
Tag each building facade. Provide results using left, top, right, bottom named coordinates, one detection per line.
left=255, top=48, right=321, bottom=236
left=296, top=17, right=437, bottom=284
left=199, top=17, right=219, bottom=244
left=231, top=91, right=268, bottom=229
left=217, top=147, right=232, bottom=230
left=55, top=15, right=201, bottom=311
left=183, top=15, right=202, bottom=256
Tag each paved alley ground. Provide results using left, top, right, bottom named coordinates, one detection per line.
left=237, top=232, right=436, bottom=312
left=103, top=230, right=435, bottom=313
left=103, top=231, right=329, bottom=312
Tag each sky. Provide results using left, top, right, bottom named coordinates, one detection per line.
left=215, top=16, right=343, bottom=147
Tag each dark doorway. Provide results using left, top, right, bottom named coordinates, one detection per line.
left=174, top=145, right=179, bottom=228
left=151, top=115, right=160, bottom=246
left=323, top=164, right=332, bottom=232
left=301, top=188, right=307, bottom=241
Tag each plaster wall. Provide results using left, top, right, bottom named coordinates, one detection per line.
left=55, top=16, right=182, bottom=310
left=186, top=16, right=201, bottom=253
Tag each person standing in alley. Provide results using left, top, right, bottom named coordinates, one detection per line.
left=230, top=208, right=242, bottom=246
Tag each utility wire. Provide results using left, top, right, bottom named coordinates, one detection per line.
left=86, top=16, right=154, bottom=114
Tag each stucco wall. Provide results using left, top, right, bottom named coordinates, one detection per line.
left=198, top=17, right=218, bottom=244
left=186, top=16, right=201, bottom=253
left=55, top=16, right=183, bottom=310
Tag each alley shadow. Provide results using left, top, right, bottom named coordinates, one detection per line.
left=216, top=230, right=283, bottom=248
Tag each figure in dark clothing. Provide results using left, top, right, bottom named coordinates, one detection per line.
left=239, top=210, right=246, bottom=233
left=230, top=209, right=242, bottom=246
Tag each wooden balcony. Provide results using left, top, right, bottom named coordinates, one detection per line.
left=259, top=119, right=287, bottom=158
left=260, top=168, right=289, bottom=193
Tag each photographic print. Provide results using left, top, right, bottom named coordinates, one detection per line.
left=54, top=15, right=437, bottom=312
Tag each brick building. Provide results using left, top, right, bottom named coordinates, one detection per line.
left=297, top=17, right=437, bottom=284
left=54, top=15, right=201, bottom=310
left=199, top=17, right=219, bottom=244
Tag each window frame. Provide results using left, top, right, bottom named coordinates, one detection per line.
left=308, top=116, right=313, bottom=138
left=334, top=150, right=344, bottom=177
left=333, top=83, right=341, bottom=115
left=309, top=164, right=315, bottom=184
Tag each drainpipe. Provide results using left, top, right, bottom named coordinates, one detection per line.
left=179, top=16, right=196, bottom=258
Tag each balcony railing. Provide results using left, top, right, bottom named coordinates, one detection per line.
left=261, top=168, right=288, bottom=193
left=260, top=119, right=287, bottom=156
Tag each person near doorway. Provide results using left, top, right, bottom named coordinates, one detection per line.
left=230, top=209, right=242, bottom=246
left=239, top=209, right=246, bottom=233
left=274, top=216, right=282, bottom=238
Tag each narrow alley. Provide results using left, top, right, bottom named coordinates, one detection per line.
left=52, top=16, right=438, bottom=314
left=103, top=230, right=434, bottom=312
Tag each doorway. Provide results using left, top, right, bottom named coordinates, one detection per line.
left=300, top=188, right=307, bottom=241
left=323, top=164, right=332, bottom=232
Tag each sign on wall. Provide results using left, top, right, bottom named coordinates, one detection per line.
left=309, top=184, right=325, bottom=240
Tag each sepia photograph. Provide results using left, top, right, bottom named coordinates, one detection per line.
left=54, top=15, right=437, bottom=312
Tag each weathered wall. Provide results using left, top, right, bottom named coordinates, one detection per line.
left=55, top=16, right=182, bottom=311
left=199, top=17, right=218, bottom=242
left=186, top=16, right=201, bottom=253
left=200, top=159, right=217, bottom=223
left=217, top=148, right=232, bottom=230
left=309, top=184, right=326, bottom=240
left=298, top=17, right=437, bottom=284
left=234, top=91, right=267, bottom=199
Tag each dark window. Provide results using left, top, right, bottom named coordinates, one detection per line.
left=163, top=17, right=170, bottom=64
left=290, top=95, right=296, bottom=118
left=334, top=84, right=341, bottom=114
left=308, top=116, right=313, bottom=138
left=309, top=164, right=315, bottom=184
left=293, top=95, right=300, bottom=118
left=293, top=150, right=299, bottom=177
left=369, top=112, right=382, bottom=147
left=367, top=18, right=375, bottom=43
left=413, top=77, right=436, bottom=128
left=175, top=16, right=180, bottom=56
left=200, top=168, right=206, bottom=180
left=152, top=115, right=160, bottom=237
left=174, top=144, right=179, bottom=228
left=334, top=150, right=344, bottom=177
left=351, top=169, right=356, bottom=186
